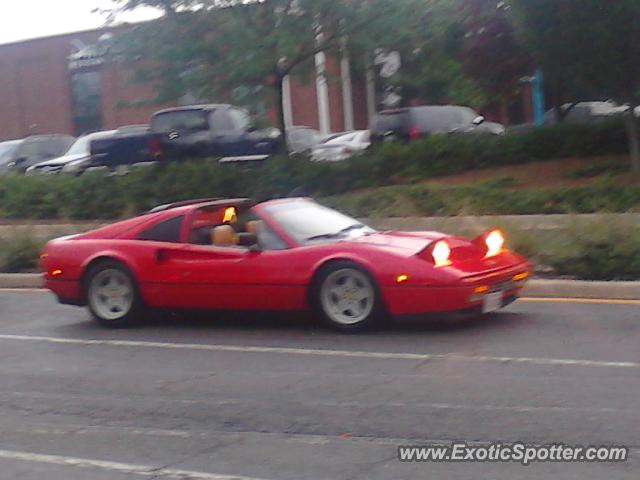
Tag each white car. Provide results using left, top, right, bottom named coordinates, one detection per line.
left=311, top=130, right=371, bottom=162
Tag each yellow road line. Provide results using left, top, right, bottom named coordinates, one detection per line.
left=521, top=297, right=640, bottom=306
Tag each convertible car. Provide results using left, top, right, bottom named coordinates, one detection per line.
left=41, top=198, right=531, bottom=331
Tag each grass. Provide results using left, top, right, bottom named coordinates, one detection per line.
left=322, top=178, right=640, bottom=218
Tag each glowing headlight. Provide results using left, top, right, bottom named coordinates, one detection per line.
left=432, top=240, right=452, bottom=267
left=485, top=230, right=504, bottom=257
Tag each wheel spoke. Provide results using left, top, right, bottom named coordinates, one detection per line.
left=344, top=277, right=356, bottom=289
left=354, top=289, right=369, bottom=302
left=330, top=286, right=344, bottom=298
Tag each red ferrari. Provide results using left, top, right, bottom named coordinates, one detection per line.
left=42, top=198, right=531, bottom=331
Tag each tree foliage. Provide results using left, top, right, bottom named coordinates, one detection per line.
left=508, top=0, right=640, bottom=171
left=460, top=0, right=531, bottom=104
left=112, top=0, right=422, bottom=138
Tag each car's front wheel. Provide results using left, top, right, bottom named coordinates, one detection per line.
left=314, top=262, right=384, bottom=332
left=86, top=260, right=143, bottom=328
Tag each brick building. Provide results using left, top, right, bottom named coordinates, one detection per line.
left=0, top=26, right=373, bottom=142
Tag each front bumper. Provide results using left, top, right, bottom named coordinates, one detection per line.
left=383, top=266, right=530, bottom=316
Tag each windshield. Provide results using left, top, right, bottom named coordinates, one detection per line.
left=152, top=111, right=210, bottom=133
left=288, top=128, right=321, bottom=151
left=265, top=200, right=376, bottom=245
left=65, top=136, right=92, bottom=156
left=325, top=133, right=357, bottom=145
left=64, top=132, right=114, bottom=157
left=0, top=140, right=20, bottom=165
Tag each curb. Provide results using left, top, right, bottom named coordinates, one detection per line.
left=523, top=280, right=639, bottom=300
left=0, top=275, right=637, bottom=300
left=0, top=274, right=42, bottom=289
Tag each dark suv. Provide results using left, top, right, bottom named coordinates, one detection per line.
left=370, top=105, right=504, bottom=143
left=150, top=104, right=278, bottom=160
left=0, top=134, right=75, bottom=173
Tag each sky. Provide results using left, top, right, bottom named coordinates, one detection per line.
left=0, top=0, right=162, bottom=45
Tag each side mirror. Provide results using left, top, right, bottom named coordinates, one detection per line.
left=472, top=116, right=485, bottom=126
left=248, top=243, right=262, bottom=253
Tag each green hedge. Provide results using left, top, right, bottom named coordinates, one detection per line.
left=0, top=120, right=632, bottom=220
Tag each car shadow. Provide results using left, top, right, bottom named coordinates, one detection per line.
left=55, top=309, right=528, bottom=338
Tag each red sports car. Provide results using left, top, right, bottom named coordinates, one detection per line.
left=42, top=198, right=531, bottom=331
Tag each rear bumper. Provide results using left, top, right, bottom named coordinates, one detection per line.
left=44, top=278, right=84, bottom=306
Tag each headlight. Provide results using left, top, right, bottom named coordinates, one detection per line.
left=432, top=240, right=452, bottom=267
left=485, top=230, right=504, bottom=257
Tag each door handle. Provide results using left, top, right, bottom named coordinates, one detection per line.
left=155, top=249, right=168, bottom=263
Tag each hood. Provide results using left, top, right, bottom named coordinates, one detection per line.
left=349, top=231, right=446, bottom=256
left=32, top=153, right=89, bottom=168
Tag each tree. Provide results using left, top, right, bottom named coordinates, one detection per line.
left=110, top=0, right=420, bottom=150
left=460, top=0, right=531, bottom=109
left=509, top=0, right=640, bottom=173
left=386, top=0, right=490, bottom=109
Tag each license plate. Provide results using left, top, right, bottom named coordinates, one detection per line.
left=482, top=292, right=504, bottom=314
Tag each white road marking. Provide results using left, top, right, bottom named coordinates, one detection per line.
left=0, top=449, right=269, bottom=479
left=0, top=288, right=47, bottom=293
left=0, top=333, right=637, bottom=369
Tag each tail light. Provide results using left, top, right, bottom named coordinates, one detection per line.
left=409, top=126, right=421, bottom=141
left=431, top=240, right=452, bottom=267
left=148, top=137, right=162, bottom=157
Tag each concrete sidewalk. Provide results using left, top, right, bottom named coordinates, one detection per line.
left=1, top=274, right=637, bottom=300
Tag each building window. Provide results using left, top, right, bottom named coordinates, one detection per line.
left=71, top=70, right=103, bottom=136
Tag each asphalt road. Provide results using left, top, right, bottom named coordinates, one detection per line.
left=0, top=290, right=638, bottom=479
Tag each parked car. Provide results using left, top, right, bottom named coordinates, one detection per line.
left=370, top=105, right=504, bottom=143
left=286, top=126, right=323, bottom=154
left=26, top=127, right=160, bottom=176
left=311, top=130, right=371, bottom=162
left=26, top=131, right=118, bottom=175
left=0, top=134, right=75, bottom=173
left=150, top=104, right=278, bottom=161
left=42, top=197, right=531, bottom=331
left=543, top=101, right=629, bottom=125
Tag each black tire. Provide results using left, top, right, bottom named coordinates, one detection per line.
left=84, top=260, right=144, bottom=328
left=311, top=261, right=385, bottom=332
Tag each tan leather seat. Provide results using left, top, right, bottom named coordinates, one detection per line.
left=245, top=220, right=261, bottom=236
left=211, top=225, right=239, bottom=246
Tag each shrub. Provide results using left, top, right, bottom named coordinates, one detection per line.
left=539, top=218, right=640, bottom=281
left=0, top=120, right=634, bottom=221
left=0, top=230, right=44, bottom=273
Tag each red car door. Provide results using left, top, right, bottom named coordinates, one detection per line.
left=142, top=244, right=308, bottom=311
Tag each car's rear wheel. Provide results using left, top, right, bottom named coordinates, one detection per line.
left=314, top=262, right=384, bottom=332
left=86, top=260, right=143, bottom=328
